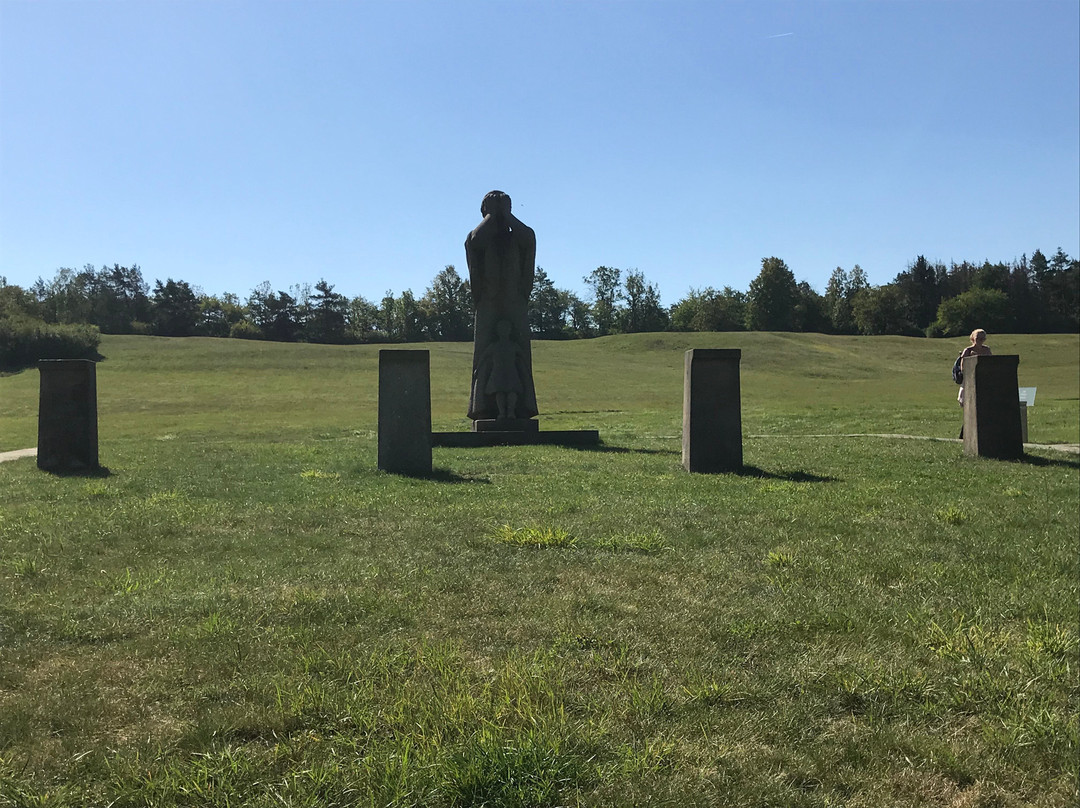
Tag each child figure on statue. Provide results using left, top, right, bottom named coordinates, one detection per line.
left=477, top=320, right=526, bottom=420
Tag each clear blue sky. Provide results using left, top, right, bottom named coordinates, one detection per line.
left=2, top=0, right=1077, bottom=306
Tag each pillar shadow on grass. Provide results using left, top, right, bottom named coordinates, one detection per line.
left=377, top=467, right=491, bottom=484
left=42, top=465, right=112, bottom=479
left=1016, top=453, right=1080, bottom=470
left=565, top=443, right=680, bottom=456
left=736, top=465, right=838, bottom=483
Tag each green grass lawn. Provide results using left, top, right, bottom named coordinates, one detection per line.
left=1, top=333, right=1077, bottom=806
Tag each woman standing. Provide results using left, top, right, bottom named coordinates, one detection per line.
left=957, top=328, right=992, bottom=437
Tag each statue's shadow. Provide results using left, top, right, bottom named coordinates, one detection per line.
left=383, top=468, right=492, bottom=484
left=567, top=444, right=679, bottom=456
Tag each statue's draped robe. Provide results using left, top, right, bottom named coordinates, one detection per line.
left=465, top=213, right=538, bottom=420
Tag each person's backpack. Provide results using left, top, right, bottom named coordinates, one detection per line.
left=952, top=353, right=964, bottom=385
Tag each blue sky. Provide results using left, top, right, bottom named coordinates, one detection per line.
left=1, top=0, right=1077, bottom=306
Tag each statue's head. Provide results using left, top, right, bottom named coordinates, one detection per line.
left=481, top=190, right=511, bottom=217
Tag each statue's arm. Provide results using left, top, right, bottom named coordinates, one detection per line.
left=465, top=216, right=494, bottom=304
left=510, top=217, right=537, bottom=297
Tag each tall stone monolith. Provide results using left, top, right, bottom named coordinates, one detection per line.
left=682, top=349, right=742, bottom=473
left=37, top=359, right=99, bottom=473
left=962, top=354, right=1023, bottom=460
left=378, top=350, right=432, bottom=475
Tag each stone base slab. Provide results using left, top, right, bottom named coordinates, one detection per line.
left=472, top=418, right=539, bottom=433
left=432, top=429, right=600, bottom=448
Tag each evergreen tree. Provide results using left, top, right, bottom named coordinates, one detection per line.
left=307, top=280, right=349, bottom=343
left=745, top=257, right=798, bottom=331
left=151, top=278, right=200, bottom=336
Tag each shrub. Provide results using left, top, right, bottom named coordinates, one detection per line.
left=229, top=320, right=264, bottom=340
left=0, top=315, right=101, bottom=369
left=930, top=288, right=1011, bottom=337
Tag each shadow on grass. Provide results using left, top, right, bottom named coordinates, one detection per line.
left=566, top=443, right=679, bottom=456
left=381, top=467, right=491, bottom=484
left=737, top=465, right=838, bottom=483
left=42, top=465, right=113, bottom=479
left=1018, top=453, right=1080, bottom=470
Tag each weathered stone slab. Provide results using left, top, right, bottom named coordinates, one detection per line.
left=378, top=350, right=432, bottom=474
left=962, top=354, right=1023, bottom=460
left=682, top=348, right=742, bottom=473
left=37, top=359, right=98, bottom=473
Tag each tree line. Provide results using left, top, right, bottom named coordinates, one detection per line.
left=1, top=247, right=1077, bottom=366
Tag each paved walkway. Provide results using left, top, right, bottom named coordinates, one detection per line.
left=747, top=433, right=1080, bottom=454
left=0, top=447, right=37, bottom=463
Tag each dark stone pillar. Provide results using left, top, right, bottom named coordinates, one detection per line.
left=378, top=350, right=432, bottom=475
left=682, top=348, right=742, bottom=473
left=37, top=359, right=98, bottom=473
left=962, top=354, right=1023, bottom=460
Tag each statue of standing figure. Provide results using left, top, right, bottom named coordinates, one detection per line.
left=465, top=191, right=538, bottom=423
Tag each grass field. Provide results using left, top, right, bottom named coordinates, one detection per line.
left=1, top=333, right=1077, bottom=806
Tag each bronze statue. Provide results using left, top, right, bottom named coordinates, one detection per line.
left=465, top=191, right=538, bottom=422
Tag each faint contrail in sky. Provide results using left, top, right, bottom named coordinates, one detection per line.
left=767, top=32, right=795, bottom=38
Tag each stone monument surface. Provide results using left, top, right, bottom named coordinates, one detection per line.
left=465, top=190, right=538, bottom=428
left=962, top=354, right=1023, bottom=460
left=37, top=359, right=99, bottom=473
left=378, top=350, right=432, bottom=475
left=682, top=348, right=743, bottom=473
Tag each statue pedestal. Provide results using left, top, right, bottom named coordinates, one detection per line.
left=471, top=418, right=539, bottom=433
left=433, top=420, right=598, bottom=448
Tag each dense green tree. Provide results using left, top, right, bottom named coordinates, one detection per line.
left=30, top=266, right=95, bottom=324
left=0, top=278, right=37, bottom=320
left=93, top=264, right=151, bottom=333
left=823, top=266, right=869, bottom=334
left=584, top=266, right=622, bottom=336
left=567, top=293, right=594, bottom=338
left=621, top=270, right=668, bottom=333
left=1006, top=256, right=1039, bottom=333
left=378, top=291, right=398, bottom=340
left=745, top=257, right=798, bottom=331
left=971, top=260, right=1010, bottom=293
left=1042, top=248, right=1080, bottom=332
left=670, top=287, right=746, bottom=332
left=930, top=287, right=1011, bottom=337
left=529, top=267, right=570, bottom=339
left=893, top=256, right=942, bottom=331
left=306, top=280, right=349, bottom=343
left=395, top=290, right=425, bottom=343
left=151, top=278, right=200, bottom=336
left=794, top=281, right=829, bottom=333
left=421, top=266, right=472, bottom=341
left=852, top=285, right=913, bottom=336
left=196, top=293, right=245, bottom=338
left=347, top=296, right=381, bottom=342
left=247, top=282, right=299, bottom=342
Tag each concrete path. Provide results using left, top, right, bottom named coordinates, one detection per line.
left=748, top=433, right=1080, bottom=454
left=0, top=447, right=37, bottom=463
